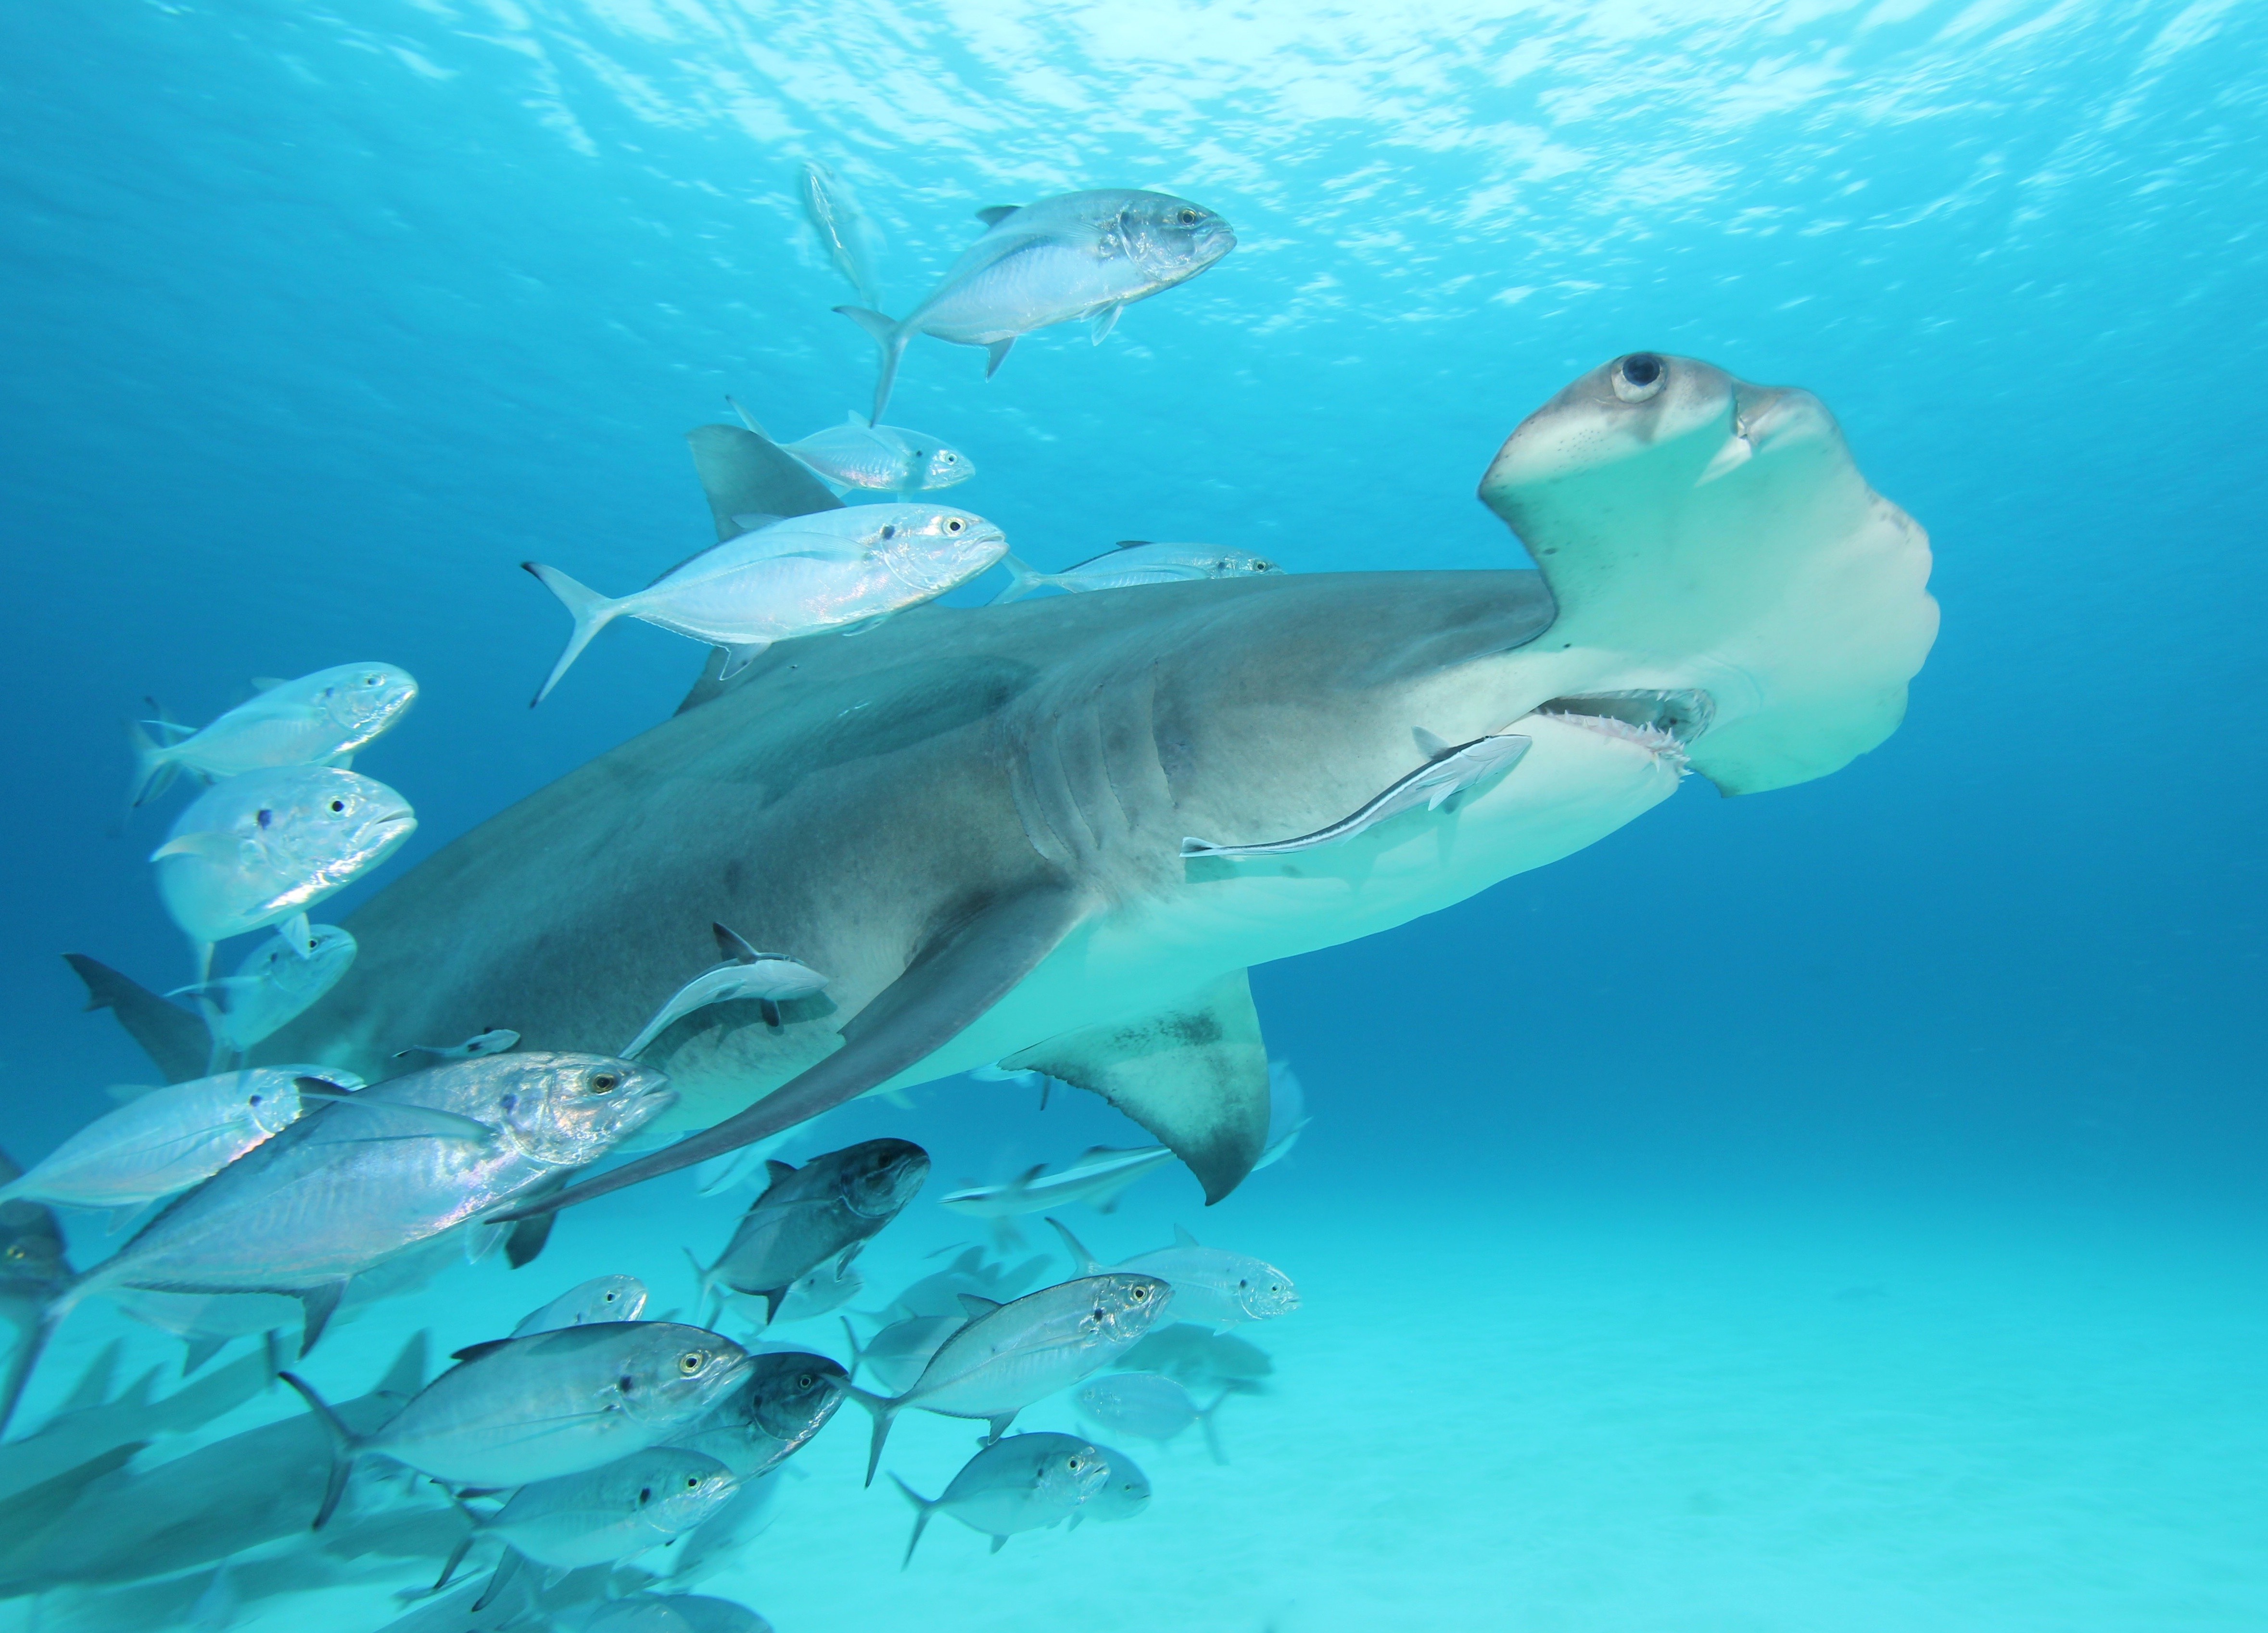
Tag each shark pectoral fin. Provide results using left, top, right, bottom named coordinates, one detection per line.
left=1003, top=969, right=1271, bottom=1205
left=64, top=954, right=210, bottom=1083
left=685, top=425, right=842, bottom=544
left=486, top=884, right=1095, bottom=1222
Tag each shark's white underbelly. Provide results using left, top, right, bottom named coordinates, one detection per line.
left=882, top=713, right=1686, bottom=1095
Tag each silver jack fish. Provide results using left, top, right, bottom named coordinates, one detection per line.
left=0, top=1054, right=672, bottom=1434
left=799, top=159, right=882, bottom=309
left=890, top=1431, right=1107, bottom=1565
left=667, top=1349, right=848, bottom=1478
left=523, top=505, right=1006, bottom=704
left=731, top=401, right=972, bottom=496
left=283, top=1319, right=750, bottom=1523
left=151, top=765, right=416, bottom=979
left=991, top=541, right=1280, bottom=604
left=128, top=662, right=417, bottom=807
left=1075, top=1441, right=1150, bottom=1524
left=841, top=1313, right=964, bottom=1395
left=511, top=1274, right=649, bottom=1337
left=836, top=189, right=1235, bottom=423
left=621, top=925, right=829, bottom=1057
left=1049, top=1217, right=1297, bottom=1327
left=846, top=1271, right=1170, bottom=1484
left=172, top=921, right=356, bottom=1067
left=1076, top=1370, right=1231, bottom=1462
left=689, top=1139, right=928, bottom=1323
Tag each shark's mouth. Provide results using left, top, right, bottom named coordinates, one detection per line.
left=1534, top=689, right=1714, bottom=772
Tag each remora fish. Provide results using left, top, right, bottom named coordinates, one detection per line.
left=1076, top=1370, right=1231, bottom=1462
left=1077, top=1441, right=1150, bottom=1524
left=127, top=662, right=418, bottom=807
left=397, top=1028, right=519, bottom=1061
left=283, top=1320, right=751, bottom=1523
left=172, top=923, right=357, bottom=1066
left=939, top=1146, right=1176, bottom=1232
left=0, top=1066, right=346, bottom=1212
left=622, top=926, right=830, bottom=1057
left=800, top=159, right=883, bottom=309
left=991, top=541, right=1280, bottom=604
left=522, top=504, right=1007, bottom=704
left=1050, top=1217, right=1297, bottom=1327
left=511, top=1275, right=649, bottom=1337
left=735, top=402, right=972, bottom=496
left=432, top=1446, right=739, bottom=1607
left=668, top=1349, right=848, bottom=1477
left=690, top=1139, right=929, bottom=1322
left=0, top=1332, right=430, bottom=1592
left=1180, top=729, right=1534, bottom=858
left=213, top=355, right=1935, bottom=1224
left=151, top=765, right=416, bottom=978
left=890, top=1431, right=1107, bottom=1564
left=0, top=1054, right=672, bottom=1434
left=846, top=1272, right=1170, bottom=1483
left=836, top=189, right=1236, bottom=422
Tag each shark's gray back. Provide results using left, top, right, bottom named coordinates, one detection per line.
left=266, top=571, right=1552, bottom=1103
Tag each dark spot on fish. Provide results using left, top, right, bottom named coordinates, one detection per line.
left=638, top=1486, right=652, bottom=1505
left=619, top=1375, right=636, bottom=1393
left=257, top=809, right=273, bottom=828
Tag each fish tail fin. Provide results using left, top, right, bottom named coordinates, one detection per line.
left=277, top=1370, right=362, bottom=1528
left=682, top=1248, right=723, bottom=1327
left=1198, top=1388, right=1233, bottom=1465
left=839, top=1315, right=867, bottom=1381
left=723, top=394, right=767, bottom=437
left=521, top=563, right=627, bottom=707
left=834, top=306, right=905, bottom=424
left=845, top=1383, right=900, bottom=1487
left=0, top=1278, right=84, bottom=1437
left=988, top=553, right=1051, bottom=606
left=888, top=1473, right=936, bottom=1568
left=1043, top=1216, right=1103, bottom=1276
left=126, top=715, right=179, bottom=807
left=471, top=1550, right=523, bottom=1613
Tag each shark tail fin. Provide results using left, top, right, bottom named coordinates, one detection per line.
left=0, top=1276, right=90, bottom=1438
left=126, top=715, right=181, bottom=808
left=889, top=1472, right=937, bottom=1568
left=834, top=306, right=906, bottom=424
left=277, top=1370, right=364, bottom=1529
left=1197, top=1388, right=1233, bottom=1465
left=521, top=563, right=627, bottom=708
left=1044, top=1216, right=1104, bottom=1276
left=988, top=554, right=1052, bottom=606
left=845, top=1383, right=900, bottom=1488
left=64, top=953, right=210, bottom=1084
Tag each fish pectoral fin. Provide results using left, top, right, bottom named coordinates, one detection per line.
left=503, top=1211, right=557, bottom=1270
left=1090, top=304, right=1122, bottom=344
left=485, top=883, right=1095, bottom=1222
left=1002, top=969, right=1271, bottom=1206
left=297, top=1282, right=350, bottom=1359
left=984, top=337, right=1016, bottom=379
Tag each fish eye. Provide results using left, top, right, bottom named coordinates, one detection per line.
left=685, top=1475, right=701, bottom=1489
left=1611, top=353, right=1667, bottom=402
left=678, top=1350, right=707, bottom=1375
left=1178, top=207, right=1201, bottom=225
left=365, top=675, right=382, bottom=685
left=257, top=808, right=274, bottom=828
left=1130, top=1285, right=1150, bottom=1302
left=328, top=799, right=346, bottom=814
left=797, top=1371, right=816, bottom=1389
left=604, top=1290, right=619, bottom=1303
left=940, top=452, right=956, bottom=463
left=1067, top=1455, right=1084, bottom=1470
left=588, top=1072, right=619, bottom=1094
left=945, top=518, right=964, bottom=534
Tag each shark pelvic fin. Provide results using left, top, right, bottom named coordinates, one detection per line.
left=1002, top=968, right=1271, bottom=1205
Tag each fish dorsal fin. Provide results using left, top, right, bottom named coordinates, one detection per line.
left=59, top=1339, right=124, bottom=1413
left=843, top=410, right=865, bottom=426
left=956, top=1294, right=1003, bottom=1319
left=713, top=923, right=761, bottom=964
left=1173, top=1225, right=1199, bottom=1249
left=106, top=1082, right=165, bottom=1103
left=1044, top=1216, right=1104, bottom=1275
left=1013, top=1163, right=1047, bottom=1186
left=251, top=676, right=290, bottom=693
left=1004, top=970, right=1271, bottom=1206
left=762, top=1159, right=799, bottom=1192
left=974, top=205, right=1021, bottom=227
left=449, top=1338, right=516, bottom=1364
left=728, top=513, right=784, bottom=535
left=1413, top=727, right=1454, bottom=759
left=1112, top=540, right=1152, bottom=551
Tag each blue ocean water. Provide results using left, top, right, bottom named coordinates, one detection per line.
left=2, top=1, right=2264, bottom=1629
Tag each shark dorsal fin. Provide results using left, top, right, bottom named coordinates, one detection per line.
left=713, top=923, right=760, bottom=964
left=1413, top=727, right=1453, bottom=759
left=1014, top=1163, right=1047, bottom=1186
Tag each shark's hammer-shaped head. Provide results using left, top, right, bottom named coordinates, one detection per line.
left=1480, top=353, right=1939, bottom=795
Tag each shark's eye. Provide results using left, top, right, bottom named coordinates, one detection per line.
left=1611, top=353, right=1667, bottom=402
left=945, top=518, right=964, bottom=534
